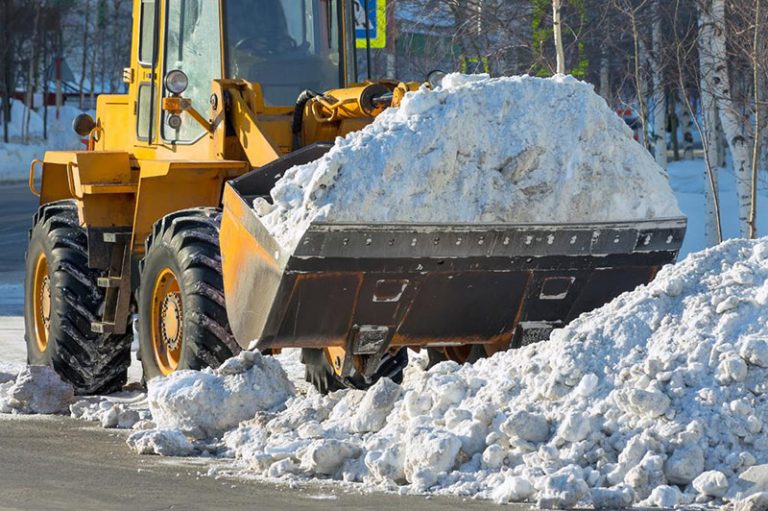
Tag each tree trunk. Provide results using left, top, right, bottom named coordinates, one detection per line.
left=552, top=0, right=565, bottom=74
left=636, top=30, right=650, bottom=150
left=650, top=0, right=667, bottom=169
left=23, top=5, right=42, bottom=144
left=749, top=0, right=761, bottom=238
left=709, top=0, right=753, bottom=236
left=599, top=51, right=610, bottom=102
left=697, top=0, right=723, bottom=246
left=79, top=0, right=90, bottom=110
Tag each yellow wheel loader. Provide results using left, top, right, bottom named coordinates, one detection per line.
left=23, top=0, right=686, bottom=395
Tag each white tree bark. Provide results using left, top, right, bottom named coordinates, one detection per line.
left=650, top=0, right=667, bottom=169
left=637, top=35, right=650, bottom=149
left=709, top=0, right=753, bottom=236
left=552, top=0, right=565, bottom=74
left=599, top=51, right=610, bottom=102
left=697, top=0, right=722, bottom=246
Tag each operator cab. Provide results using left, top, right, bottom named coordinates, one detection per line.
left=141, top=0, right=356, bottom=144
left=225, top=0, right=350, bottom=106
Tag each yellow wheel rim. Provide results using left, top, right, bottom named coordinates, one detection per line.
left=151, top=268, right=184, bottom=375
left=32, top=253, right=51, bottom=351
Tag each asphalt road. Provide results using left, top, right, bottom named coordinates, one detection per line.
left=0, top=182, right=37, bottom=315
left=0, top=415, right=504, bottom=511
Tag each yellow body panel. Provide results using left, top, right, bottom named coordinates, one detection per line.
left=130, top=160, right=247, bottom=255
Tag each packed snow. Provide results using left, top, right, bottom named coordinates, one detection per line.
left=256, top=74, right=682, bottom=251
left=106, top=237, right=768, bottom=508
left=0, top=365, right=74, bottom=414
left=143, top=350, right=295, bottom=439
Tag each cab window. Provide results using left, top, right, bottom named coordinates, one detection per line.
left=163, top=0, right=222, bottom=142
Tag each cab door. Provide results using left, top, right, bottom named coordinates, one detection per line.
left=135, top=0, right=161, bottom=145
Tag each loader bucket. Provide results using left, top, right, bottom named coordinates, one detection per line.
left=220, top=145, right=686, bottom=354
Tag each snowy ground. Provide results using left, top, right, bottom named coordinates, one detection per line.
left=670, top=158, right=768, bottom=256
left=0, top=99, right=86, bottom=181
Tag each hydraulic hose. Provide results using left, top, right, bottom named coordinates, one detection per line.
left=292, top=89, right=320, bottom=151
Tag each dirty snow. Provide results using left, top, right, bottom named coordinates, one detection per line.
left=124, top=237, right=768, bottom=508
left=256, top=74, right=682, bottom=251
left=0, top=365, right=74, bottom=414
left=137, top=350, right=295, bottom=439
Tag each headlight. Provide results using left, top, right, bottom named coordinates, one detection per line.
left=167, top=114, right=182, bottom=130
left=164, top=70, right=189, bottom=95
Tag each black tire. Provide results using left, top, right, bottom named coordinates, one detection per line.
left=24, top=200, right=132, bottom=395
left=302, top=347, right=408, bottom=395
left=138, top=208, right=240, bottom=381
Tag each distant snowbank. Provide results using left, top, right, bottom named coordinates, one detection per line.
left=0, top=99, right=86, bottom=181
left=669, top=159, right=768, bottom=256
left=256, top=74, right=682, bottom=252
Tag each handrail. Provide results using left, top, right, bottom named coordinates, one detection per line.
left=28, top=159, right=43, bottom=197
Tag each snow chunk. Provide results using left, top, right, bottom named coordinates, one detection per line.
left=127, top=429, right=194, bottom=456
left=500, top=410, right=550, bottom=443
left=147, top=351, right=294, bottom=438
left=537, top=466, right=590, bottom=509
left=492, top=475, right=535, bottom=504
left=741, top=338, right=768, bottom=367
left=664, top=444, right=705, bottom=485
left=0, top=366, right=74, bottom=414
left=693, top=470, right=729, bottom=497
left=591, top=485, right=635, bottom=509
left=70, top=398, right=142, bottom=429
left=348, top=378, right=401, bottom=433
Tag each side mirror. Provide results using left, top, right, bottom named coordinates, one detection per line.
left=72, top=113, right=96, bottom=137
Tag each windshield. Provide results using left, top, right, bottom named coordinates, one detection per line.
left=224, top=0, right=344, bottom=106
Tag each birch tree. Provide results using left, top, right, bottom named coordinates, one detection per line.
left=553, top=0, right=565, bottom=74
left=649, top=0, right=667, bottom=169
left=708, top=0, right=754, bottom=236
left=696, top=0, right=725, bottom=245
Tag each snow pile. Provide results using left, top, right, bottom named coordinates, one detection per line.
left=128, top=238, right=768, bottom=507
left=0, top=365, right=74, bottom=414
left=256, top=74, right=681, bottom=251
left=0, top=100, right=87, bottom=181
left=128, top=350, right=294, bottom=447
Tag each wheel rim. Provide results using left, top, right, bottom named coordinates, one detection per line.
left=441, top=345, right=473, bottom=363
left=32, top=253, right=51, bottom=351
left=151, top=268, right=184, bottom=375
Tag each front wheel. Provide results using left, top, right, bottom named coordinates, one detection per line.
left=24, top=201, right=132, bottom=394
left=138, top=209, right=240, bottom=381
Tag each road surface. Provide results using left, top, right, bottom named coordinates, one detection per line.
left=0, top=182, right=37, bottom=315
left=0, top=414, right=500, bottom=511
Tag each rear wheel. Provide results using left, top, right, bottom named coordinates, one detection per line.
left=426, top=345, right=487, bottom=369
left=24, top=201, right=132, bottom=394
left=302, top=347, right=408, bottom=395
left=138, top=208, right=240, bottom=380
